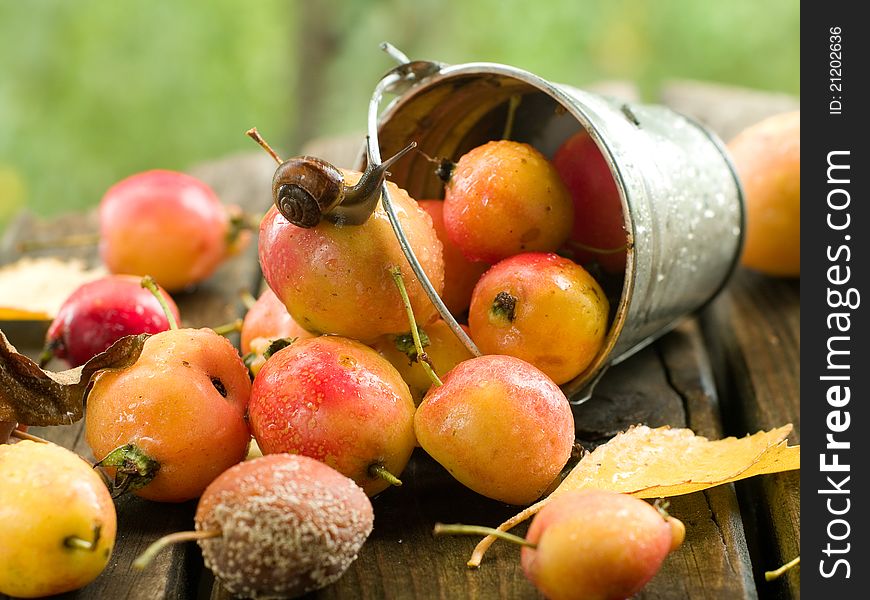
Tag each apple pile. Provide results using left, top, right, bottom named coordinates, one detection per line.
left=2, top=124, right=678, bottom=600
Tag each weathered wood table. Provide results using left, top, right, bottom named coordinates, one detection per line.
left=0, top=80, right=799, bottom=600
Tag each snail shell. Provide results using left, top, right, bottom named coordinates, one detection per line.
left=271, top=157, right=345, bottom=228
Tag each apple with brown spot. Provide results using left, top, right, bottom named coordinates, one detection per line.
left=469, top=252, right=609, bottom=385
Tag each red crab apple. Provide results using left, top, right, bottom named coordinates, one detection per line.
left=258, top=172, right=444, bottom=342
left=99, top=170, right=250, bottom=292
left=414, top=354, right=574, bottom=505
left=435, top=490, right=685, bottom=600
left=42, top=274, right=180, bottom=367
left=249, top=336, right=417, bottom=496
left=372, top=319, right=475, bottom=405
left=85, top=278, right=251, bottom=502
left=553, top=131, right=627, bottom=273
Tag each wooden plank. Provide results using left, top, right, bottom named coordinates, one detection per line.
left=654, top=321, right=758, bottom=599
left=701, top=271, right=801, bottom=599
left=1, top=152, right=273, bottom=600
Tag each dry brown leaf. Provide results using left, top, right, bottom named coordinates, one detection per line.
left=0, top=330, right=147, bottom=428
left=468, top=424, right=800, bottom=567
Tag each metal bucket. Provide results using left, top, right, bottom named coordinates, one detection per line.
left=362, top=51, right=744, bottom=402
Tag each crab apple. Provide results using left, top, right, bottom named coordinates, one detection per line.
left=259, top=172, right=444, bottom=343
left=196, top=455, right=373, bottom=599
left=414, top=355, right=574, bottom=505
left=99, top=170, right=249, bottom=292
left=240, top=287, right=315, bottom=375
left=249, top=336, right=416, bottom=496
left=443, top=140, right=573, bottom=263
left=372, top=319, right=475, bottom=405
left=469, top=252, right=609, bottom=385
left=728, top=111, right=800, bottom=277
left=418, top=200, right=489, bottom=315
left=0, top=441, right=117, bottom=598
left=521, top=490, right=684, bottom=600
left=85, top=328, right=251, bottom=502
left=43, top=274, right=180, bottom=368
left=135, top=454, right=373, bottom=599
left=553, top=130, right=627, bottom=273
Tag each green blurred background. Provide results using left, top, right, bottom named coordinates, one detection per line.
left=0, top=0, right=799, bottom=233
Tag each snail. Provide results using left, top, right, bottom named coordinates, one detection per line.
left=246, top=128, right=416, bottom=228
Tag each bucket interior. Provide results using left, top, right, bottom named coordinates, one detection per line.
left=373, top=69, right=635, bottom=396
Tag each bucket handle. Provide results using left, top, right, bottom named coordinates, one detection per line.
left=367, top=45, right=481, bottom=358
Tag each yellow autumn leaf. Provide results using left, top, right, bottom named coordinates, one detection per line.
left=468, top=424, right=800, bottom=567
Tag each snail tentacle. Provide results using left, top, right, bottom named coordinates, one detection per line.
left=334, top=140, right=418, bottom=225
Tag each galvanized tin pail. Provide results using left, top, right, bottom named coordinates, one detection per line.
left=362, top=50, right=744, bottom=402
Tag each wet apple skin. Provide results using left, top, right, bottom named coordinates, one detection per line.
left=249, top=336, right=417, bottom=497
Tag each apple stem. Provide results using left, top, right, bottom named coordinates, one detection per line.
left=94, top=442, right=161, bottom=498
left=140, top=275, right=178, bottom=330
left=469, top=498, right=549, bottom=567
left=134, top=529, right=222, bottom=570
left=388, top=266, right=442, bottom=387
left=765, top=556, right=800, bottom=581
left=226, top=209, right=258, bottom=248
left=434, top=523, right=537, bottom=549
left=212, top=318, right=243, bottom=336
left=64, top=524, right=101, bottom=552
left=490, top=291, right=517, bottom=323
left=10, top=429, right=49, bottom=444
left=369, top=463, right=402, bottom=487
left=246, top=127, right=283, bottom=165
left=240, top=290, right=258, bottom=310
left=16, top=233, right=100, bottom=253
left=502, top=94, right=522, bottom=141
left=417, top=149, right=456, bottom=183
left=37, top=338, right=60, bottom=368
left=566, top=239, right=631, bottom=256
